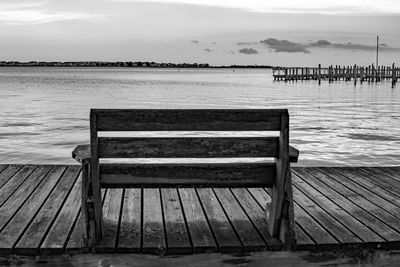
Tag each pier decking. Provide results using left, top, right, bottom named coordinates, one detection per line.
left=0, top=164, right=400, bottom=255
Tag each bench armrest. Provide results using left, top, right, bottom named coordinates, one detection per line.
left=72, top=144, right=91, bottom=164
left=289, top=146, right=299, bottom=163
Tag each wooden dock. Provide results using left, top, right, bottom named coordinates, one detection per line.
left=273, top=64, right=399, bottom=87
left=0, top=164, right=400, bottom=255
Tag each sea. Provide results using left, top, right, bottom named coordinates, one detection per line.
left=0, top=67, right=399, bottom=166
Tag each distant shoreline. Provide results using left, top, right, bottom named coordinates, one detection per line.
left=0, top=61, right=273, bottom=69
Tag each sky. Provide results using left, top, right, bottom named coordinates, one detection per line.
left=1, top=0, right=400, bottom=66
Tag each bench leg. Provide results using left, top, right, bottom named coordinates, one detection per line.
left=81, top=160, right=102, bottom=250
left=267, top=167, right=296, bottom=248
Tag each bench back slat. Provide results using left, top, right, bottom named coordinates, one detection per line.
left=99, top=163, right=276, bottom=188
left=93, top=109, right=285, bottom=131
left=98, top=137, right=279, bottom=158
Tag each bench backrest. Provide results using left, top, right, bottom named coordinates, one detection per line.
left=90, top=109, right=289, bottom=188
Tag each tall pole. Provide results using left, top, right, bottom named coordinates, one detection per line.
left=376, top=36, right=379, bottom=68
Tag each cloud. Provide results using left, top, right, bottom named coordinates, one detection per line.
left=238, top=48, right=259, bottom=54
left=0, top=1, right=106, bottom=25
left=237, top=41, right=258, bottom=46
left=106, top=0, right=400, bottom=15
left=260, top=38, right=310, bottom=53
left=309, top=39, right=399, bottom=51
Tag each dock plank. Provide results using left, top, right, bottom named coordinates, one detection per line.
left=118, top=188, right=141, bottom=252
left=331, top=168, right=400, bottom=207
left=0, top=165, right=37, bottom=207
left=0, top=165, right=22, bottom=190
left=300, top=168, right=400, bottom=242
left=41, top=174, right=82, bottom=253
left=14, top=165, right=80, bottom=255
left=292, top=172, right=385, bottom=244
left=67, top=189, right=107, bottom=253
left=161, top=188, right=192, bottom=254
left=230, top=188, right=281, bottom=250
left=213, top=188, right=266, bottom=250
left=97, top=189, right=123, bottom=252
left=142, top=188, right=166, bottom=254
left=358, top=167, right=400, bottom=195
left=0, top=165, right=66, bottom=253
left=292, top=185, right=361, bottom=245
left=196, top=188, right=242, bottom=252
left=178, top=188, right=217, bottom=253
left=322, top=168, right=400, bottom=218
left=0, top=165, right=52, bottom=231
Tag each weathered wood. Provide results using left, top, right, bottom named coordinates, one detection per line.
left=41, top=172, right=83, bottom=253
left=230, top=188, right=282, bottom=250
left=0, top=166, right=66, bottom=253
left=94, top=109, right=285, bottom=131
left=196, top=188, right=242, bottom=252
left=65, top=212, right=86, bottom=253
left=0, top=165, right=19, bottom=190
left=14, top=166, right=80, bottom=255
left=330, top=168, right=400, bottom=208
left=214, top=188, right=266, bottom=250
left=320, top=168, right=400, bottom=219
left=161, top=188, right=192, bottom=254
left=67, top=189, right=107, bottom=253
left=118, top=188, right=141, bottom=252
left=100, top=163, right=276, bottom=188
left=142, top=189, right=166, bottom=254
left=74, top=144, right=298, bottom=162
left=72, top=145, right=90, bottom=163
left=90, top=110, right=103, bottom=242
left=178, top=188, right=217, bottom=253
left=268, top=111, right=290, bottom=240
left=98, top=137, right=279, bottom=158
left=292, top=172, right=385, bottom=244
left=0, top=165, right=37, bottom=207
left=302, top=168, right=400, bottom=241
left=294, top=168, right=400, bottom=243
left=97, top=189, right=123, bottom=252
left=0, top=165, right=52, bottom=230
left=292, top=185, right=361, bottom=244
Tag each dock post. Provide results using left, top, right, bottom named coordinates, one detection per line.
left=392, top=63, right=396, bottom=87
left=353, top=64, right=357, bottom=85
left=318, top=64, right=321, bottom=85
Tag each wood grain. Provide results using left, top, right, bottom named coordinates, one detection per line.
left=100, top=163, right=275, bottom=188
left=98, top=137, right=279, bottom=158
left=93, top=109, right=285, bottom=131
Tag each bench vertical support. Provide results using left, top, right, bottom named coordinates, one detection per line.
left=267, top=111, right=295, bottom=247
left=90, top=111, right=103, bottom=244
left=81, top=159, right=92, bottom=248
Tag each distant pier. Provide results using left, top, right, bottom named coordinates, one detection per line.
left=273, top=64, right=399, bottom=87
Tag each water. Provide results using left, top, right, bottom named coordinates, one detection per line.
left=0, top=67, right=399, bottom=166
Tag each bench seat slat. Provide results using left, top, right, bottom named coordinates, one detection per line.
left=98, top=137, right=279, bottom=158
left=99, top=163, right=276, bottom=188
left=94, top=109, right=285, bottom=131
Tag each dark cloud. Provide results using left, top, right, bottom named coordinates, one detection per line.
left=237, top=41, right=258, bottom=46
left=191, top=40, right=199, bottom=44
left=309, top=39, right=398, bottom=51
left=238, top=48, right=259, bottom=55
left=259, top=38, right=399, bottom=53
left=310, top=40, right=332, bottom=47
left=260, top=38, right=310, bottom=53
left=204, top=48, right=212, bottom=52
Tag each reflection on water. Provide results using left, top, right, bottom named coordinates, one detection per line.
left=0, top=67, right=399, bottom=166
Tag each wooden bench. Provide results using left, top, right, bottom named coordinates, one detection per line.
left=72, top=109, right=299, bottom=250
